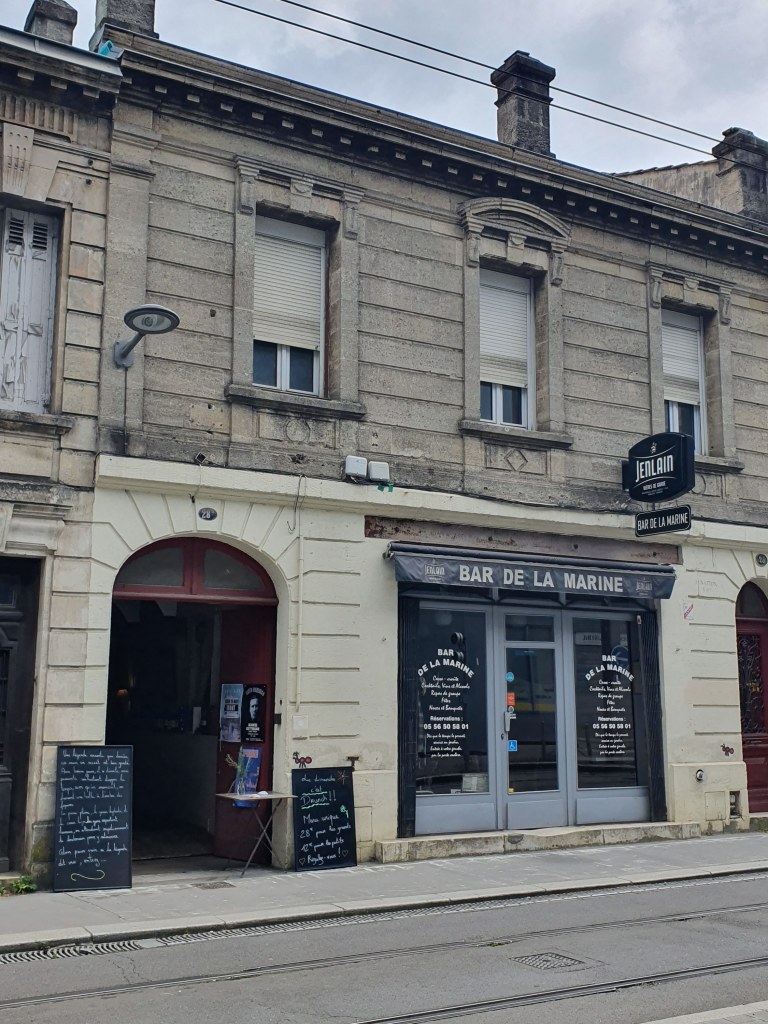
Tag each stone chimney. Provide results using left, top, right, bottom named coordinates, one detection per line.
left=24, top=0, right=77, bottom=46
left=712, top=128, right=768, bottom=222
left=491, top=50, right=556, bottom=157
left=93, top=0, right=157, bottom=41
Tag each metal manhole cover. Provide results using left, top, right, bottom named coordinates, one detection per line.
left=512, top=952, right=584, bottom=970
left=194, top=881, right=235, bottom=890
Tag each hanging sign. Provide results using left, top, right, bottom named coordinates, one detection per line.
left=635, top=505, right=691, bottom=537
left=622, top=432, right=695, bottom=503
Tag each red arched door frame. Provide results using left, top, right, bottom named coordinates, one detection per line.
left=111, top=538, right=278, bottom=861
left=736, top=582, right=768, bottom=813
left=113, top=537, right=277, bottom=605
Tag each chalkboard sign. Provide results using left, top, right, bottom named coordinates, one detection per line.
left=54, top=745, right=133, bottom=892
left=291, top=766, right=357, bottom=872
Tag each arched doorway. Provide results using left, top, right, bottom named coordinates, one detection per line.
left=736, top=582, right=768, bottom=813
left=107, top=538, right=278, bottom=863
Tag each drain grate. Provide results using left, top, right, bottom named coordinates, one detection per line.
left=194, top=881, right=235, bottom=890
left=0, top=940, right=143, bottom=966
left=512, top=951, right=584, bottom=970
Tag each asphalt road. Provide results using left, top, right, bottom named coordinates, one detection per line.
left=3, top=872, right=768, bottom=1023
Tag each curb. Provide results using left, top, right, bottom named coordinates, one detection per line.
left=2, top=860, right=768, bottom=956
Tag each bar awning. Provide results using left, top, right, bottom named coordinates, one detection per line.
left=386, top=543, right=676, bottom=600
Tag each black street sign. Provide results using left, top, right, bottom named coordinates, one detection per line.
left=622, top=432, right=695, bottom=503
left=635, top=505, right=692, bottom=537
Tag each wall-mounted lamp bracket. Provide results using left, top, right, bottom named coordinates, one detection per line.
left=113, top=305, right=180, bottom=368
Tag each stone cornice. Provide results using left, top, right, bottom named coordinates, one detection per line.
left=101, top=32, right=768, bottom=269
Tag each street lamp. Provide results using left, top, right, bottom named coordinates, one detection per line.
left=113, top=305, right=180, bottom=368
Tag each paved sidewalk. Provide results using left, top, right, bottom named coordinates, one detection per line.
left=647, top=1001, right=768, bottom=1023
left=1, top=832, right=768, bottom=953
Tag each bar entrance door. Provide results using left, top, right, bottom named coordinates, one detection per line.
left=497, top=609, right=650, bottom=830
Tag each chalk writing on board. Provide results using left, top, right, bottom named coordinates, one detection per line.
left=53, top=746, right=133, bottom=892
left=291, top=767, right=356, bottom=872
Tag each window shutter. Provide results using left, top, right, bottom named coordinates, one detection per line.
left=479, top=269, right=531, bottom=390
left=253, top=217, right=325, bottom=352
left=0, top=208, right=58, bottom=413
left=662, top=310, right=702, bottom=406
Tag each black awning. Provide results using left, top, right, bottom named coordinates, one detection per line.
left=386, top=543, right=676, bottom=600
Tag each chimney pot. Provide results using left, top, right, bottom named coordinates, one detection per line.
left=24, top=0, right=77, bottom=46
left=491, top=50, right=556, bottom=157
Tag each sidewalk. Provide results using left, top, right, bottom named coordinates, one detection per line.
left=2, top=831, right=768, bottom=954
left=648, top=1002, right=768, bottom=1023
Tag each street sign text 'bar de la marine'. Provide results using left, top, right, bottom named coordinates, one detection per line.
left=635, top=505, right=691, bottom=538
left=391, top=552, right=676, bottom=600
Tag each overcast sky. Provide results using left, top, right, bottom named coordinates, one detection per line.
left=5, top=0, right=768, bottom=173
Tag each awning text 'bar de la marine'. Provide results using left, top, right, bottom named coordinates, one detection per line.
left=387, top=547, right=676, bottom=600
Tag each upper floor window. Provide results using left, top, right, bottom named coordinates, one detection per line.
left=0, top=208, right=58, bottom=414
left=479, top=268, right=532, bottom=428
left=662, top=308, right=706, bottom=454
left=252, top=216, right=325, bottom=397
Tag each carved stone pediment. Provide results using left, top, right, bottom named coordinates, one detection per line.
left=459, top=198, right=570, bottom=247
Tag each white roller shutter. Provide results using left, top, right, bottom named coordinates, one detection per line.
left=479, top=268, right=531, bottom=389
left=0, top=208, right=58, bottom=413
left=253, top=216, right=325, bottom=352
left=662, top=309, right=703, bottom=405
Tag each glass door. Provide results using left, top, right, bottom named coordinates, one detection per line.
left=498, top=611, right=569, bottom=829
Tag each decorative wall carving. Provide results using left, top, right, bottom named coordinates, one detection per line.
left=1, top=125, right=34, bottom=197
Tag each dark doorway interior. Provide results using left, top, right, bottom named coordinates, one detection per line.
left=0, top=557, right=40, bottom=872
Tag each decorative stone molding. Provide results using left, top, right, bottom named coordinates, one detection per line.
left=719, top=289, right=732, bottom=325
left=648, top=267, right=663, bottom=307
left=235, top=157, right=364, bottom=220
left=1, top=124, right=34, bottom=197
left=549, top=245, right=565, bottom=287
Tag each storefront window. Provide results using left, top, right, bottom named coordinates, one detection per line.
left=573, top=617, right=639, bottom=789
left=413, top=608, right=488, bottom=795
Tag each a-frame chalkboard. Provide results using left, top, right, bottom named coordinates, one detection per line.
left=53, top=745, right=133, bottom=892
left=292, top=766, right=357, bottom=871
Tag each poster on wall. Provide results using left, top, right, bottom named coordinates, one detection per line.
left=233, top=746, right=263, bottom=806
left=219, top=683, right=243, bottom=742
left=241, top=685, right=267, bottom=744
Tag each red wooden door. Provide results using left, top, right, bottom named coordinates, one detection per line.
left=213, top=605, right=276, bottom=861
left=738, top=623, right=768, bottom=813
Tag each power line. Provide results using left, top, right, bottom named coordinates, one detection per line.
left=209, top=0, right=716, bottom=159
left=271, top=0, right=719, bottom=146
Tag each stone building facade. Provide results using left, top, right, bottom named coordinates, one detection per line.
left=0, top=2, right=119, bottom=871
left=3, top=0, right=768, bottom=876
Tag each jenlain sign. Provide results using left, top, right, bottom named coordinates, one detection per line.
left=622, top=431, right=695, bottom=503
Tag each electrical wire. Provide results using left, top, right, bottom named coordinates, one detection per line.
left=209, top=0, right=717, bottom=160
left=270, top=0, right=719, bottom=146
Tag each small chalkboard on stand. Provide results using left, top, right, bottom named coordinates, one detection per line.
left=53, top=745, right=133, bottom=892
left=291, top=766, right=357, bottom=872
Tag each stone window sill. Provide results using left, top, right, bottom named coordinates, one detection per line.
left=0, top=410, right=74, bottom=438
left=695, top=454, right=744, bottom=475
left=226, top=384, right=365, bottom=421
left=459, top=419, right=573, bottom=450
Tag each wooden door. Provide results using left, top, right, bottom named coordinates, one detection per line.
left=737, top=622, right=768, bottom=813
left=213, top=605, right=276, bottom=861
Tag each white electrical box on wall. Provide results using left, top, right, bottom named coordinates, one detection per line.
left=344, top=455, right=368, bottom=479
left=368, top=461, right=390, bottom=483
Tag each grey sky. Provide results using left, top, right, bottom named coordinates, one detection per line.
left=5, top=0, right=768, bottom=173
